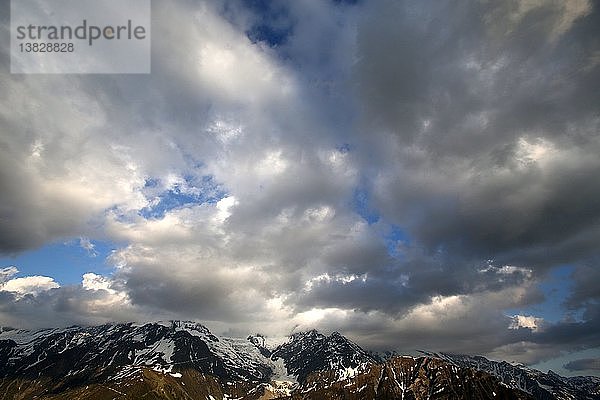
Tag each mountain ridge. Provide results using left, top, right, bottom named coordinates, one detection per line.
left=0, top=320, right=597, bottom=399
left=420, top=351, right=600, bottom=400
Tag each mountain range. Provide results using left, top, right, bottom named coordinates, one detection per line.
left=0, top=321, right=597, bottom=399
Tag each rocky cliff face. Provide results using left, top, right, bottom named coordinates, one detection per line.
left=422, top=351, right=600, bottom=400
left=269, top=329, right=378, bottom=383
left=0, top=321, right=595, bottom=400
left=294, top=356, right=534, bottom=400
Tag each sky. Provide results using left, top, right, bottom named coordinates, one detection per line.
left=0, top=0, right=599, bottom=377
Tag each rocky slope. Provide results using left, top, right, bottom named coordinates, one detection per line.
left=269, top=329, right=378, bottom=383
left=293, top=356, right=534, bottom=399
left=422, top=351, right=600, bottom=400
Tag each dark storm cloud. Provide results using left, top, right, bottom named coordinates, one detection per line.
left=564, top=357, right=600, bottom=372
left=356, top=0, right=600, bottom=269
left=291, top=250, right=542, bottom=316
left=357, top=0, right=600, bottom=153
left=118, top=256, right=271, bottom=322
left=565, top=263, right=600, bottom=310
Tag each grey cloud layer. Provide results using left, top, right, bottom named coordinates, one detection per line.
left=359, top=0, right=600, bottom=267
left=564, top=358, right=600, bottom=372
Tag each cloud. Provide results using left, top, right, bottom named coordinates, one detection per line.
left=356, top=0, right=600, bottom=269
left=79, top=238, right=98, bottom=257
left=510, top=315, right=545, bottom=332
left=564, top=357, right=600, bottom=372
left=0, top=272, right=141, bottom=329
left=0, top=275, right=59, bottom=297
left=81, top=273, right=114, bottom=292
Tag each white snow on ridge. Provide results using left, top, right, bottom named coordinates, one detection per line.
left=0, top=326, right=86, bottom=358
left=0, top=327, right=75, bottom=344
left=1, top=322, right=322, bottom=389
left=134, top=338, right=175, bottom=365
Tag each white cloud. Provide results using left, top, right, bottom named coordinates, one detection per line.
left=303, top=273, right=367, bottom=292
left=79, top=238, right=98, bottom=257
left=510, top=315, right=545, bottom=332
left=1, top=276, right=60, bottom=297
left=82, top=273, right=114, bottom=292
left=80, top=273, right=131, bottom=314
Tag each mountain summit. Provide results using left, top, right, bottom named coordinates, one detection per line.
left=0, top=321, right=597, bottom=399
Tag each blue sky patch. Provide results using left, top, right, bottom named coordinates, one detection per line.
left=244, top=0, right=293, bottom=47
left=352, top=187, right=379, bottom=225
left=507, top=265, right=577, bottom=323
left=140, top=175, right=227, bottom=219
left=0, top=239, right=119, bottom=285
left=385, top=225, right=411, bottom=258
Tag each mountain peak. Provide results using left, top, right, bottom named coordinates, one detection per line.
left=270, top=329, right=377, bottom=383
left=290, top=329, right=324, bottom=341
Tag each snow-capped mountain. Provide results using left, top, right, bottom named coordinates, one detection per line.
left=421, top=351, right=600, bottom=400
left=0, top=321, right=596, bottom=399
left=0, top=321, right=271, bottom=384
left=268, top=329, right=378, bottom=383
left=297, top=355, right=534, bottom=399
